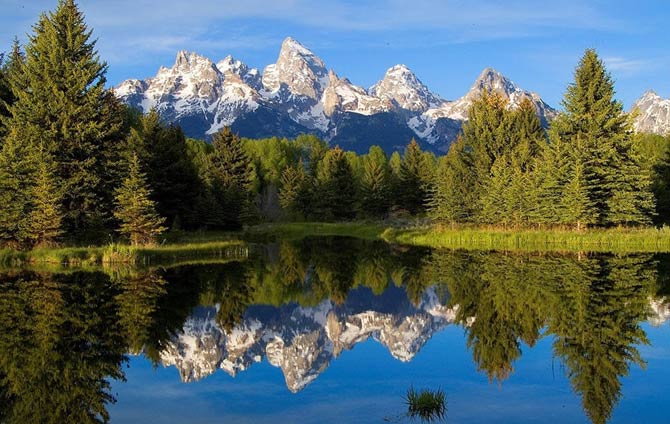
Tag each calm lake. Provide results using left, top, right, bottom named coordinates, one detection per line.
left=1, top=236, right=669, bottom=423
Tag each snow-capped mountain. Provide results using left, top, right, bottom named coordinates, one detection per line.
left=369, top=64, right=444, bottom=112
left=631, top=90, right=670, bottom=136
left=159, top=285, right=458, bottom=392
left=115, top=37, right=556, bottom=153
left=116, top=50, right=261, bottom=137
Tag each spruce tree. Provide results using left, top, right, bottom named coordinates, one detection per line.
left=314, top=146, right=356, bottom=220
left=557, top=49, right=654, bottom=226
left=0, top=133, right=33, bottom=247
left=359, top=146, right=391, bottom=218
left=531, top=128, right=573, bottom=225
left=397, top=139, right=430, bottom=214
left=5, top=0, right=124, bottom=236
left=428, top=142, right=477, bottom=224
left=279, top=162, right=309, bottom=219
left=560, top=158, right=596, bottom=230
left=26, top=151, right=64, bottom=247
left=208, top=127, right=255, bottom=229
left=124, top=110, right=201, bottom=229
left=0, top=40, right=24, bottom=140
left=114, top=154, right=166, bottom=246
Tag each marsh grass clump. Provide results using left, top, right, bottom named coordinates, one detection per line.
left=405, top=386, right=446, bottom=422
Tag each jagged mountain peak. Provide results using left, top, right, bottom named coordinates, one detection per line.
left=216, top=54, right=261, bottom=89
left=114, top=38, right=560, bottom=152
left=471, top=67, right=518, bottom=96
left=262, top=37, right=329, bottom=99
left=370, top=63, right=443, bottom=112
left=172, top=50, right=216, bottom=72
left=280, top=36, right=317, bottom=58
left=632, top=89, right=670, bottom=135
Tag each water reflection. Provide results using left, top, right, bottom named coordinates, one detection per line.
left=0, top=238, right=668, bottom=423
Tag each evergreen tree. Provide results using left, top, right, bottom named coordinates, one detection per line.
left=0, top=39, right=24, bottom=140
left=26, top=151, right=64, bottom=247
left=428, top=144, right=476, bottom=224
left=5, top=0, right=124, bottom=236
left=531, top=125, right=575, bottom=225
left=456, top=92, right=515, bottom=221
left=0, top=133, right=33, bottom=247
left=124, top=110, right=201, bottom=229
left=560, top=157, right=596, bottom=230
left=314, top=146, right=356, bottom=220
left=359, top=146, right=391, bottom=218
left=278, top=162, right=309, bottom=219
left=208, top=127, right=255, bottom=229
left=557, top=49, right=654, bottom=226
left=114, top=155, right=166, bottom=246
left=397, top=139, right=430, bottom=214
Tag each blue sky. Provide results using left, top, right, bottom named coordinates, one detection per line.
left=1, top=0, right=669, bottom=108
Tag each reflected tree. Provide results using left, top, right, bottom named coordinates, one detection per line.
left=0, top=271, right=126, bottom=423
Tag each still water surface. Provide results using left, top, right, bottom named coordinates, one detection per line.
left=1, top=237, right=669, bottom=423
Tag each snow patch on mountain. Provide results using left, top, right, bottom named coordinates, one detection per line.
left=159, top=286, right=457, bottom=392
left=632, top=90, right=670, bottom=135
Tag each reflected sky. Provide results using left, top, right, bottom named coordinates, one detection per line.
left=110, top=323, right=670, bottom=423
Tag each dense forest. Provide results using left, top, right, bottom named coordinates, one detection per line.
left=0, top=0, right=669, bottom=249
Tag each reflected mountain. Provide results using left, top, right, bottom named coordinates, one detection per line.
left=0, top=238, right=668, bottom=424
left=160, top=285, right=457, bottom=392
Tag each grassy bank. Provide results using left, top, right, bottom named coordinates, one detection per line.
left=4, top=222, right=670, bottom=268
left=0, top=240, right=249, bottom=267
left=381, top=225, right=670, bottom=253
left=243, top=222, right=387, bottom=241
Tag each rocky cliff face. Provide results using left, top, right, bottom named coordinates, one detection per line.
left=159, top=286, right=458, bottom=392
left=115, top=37, right=557, bottom=153
left=631, top=90, right=670, bottom=136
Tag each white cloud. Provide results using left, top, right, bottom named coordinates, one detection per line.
left=603, top=56, right=653, bottom=76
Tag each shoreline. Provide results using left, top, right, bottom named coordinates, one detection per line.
left=3, top=222, right=670, bottom=267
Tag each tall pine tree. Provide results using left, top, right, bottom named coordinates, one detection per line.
left=314, top=146, right=357, bottom=220
left=359, top=146, right=391, bottom=218
left=5, top=0, right=124, bottom=237
left=557, top=49, right=654, bottom=226
left=397, top=139, right=430, bottom=214
left=208, top=127, right=255, bottom=229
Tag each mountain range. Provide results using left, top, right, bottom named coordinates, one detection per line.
left=160, top=285, right=458, bottom=392
left=115, top=37, right=670, bottom=154
left=157, top=284, right=670, bottom=393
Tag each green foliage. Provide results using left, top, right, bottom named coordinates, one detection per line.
left=278, top=162, right=310, bottom=219
left=208, top=127, right=256, bottom=228
left=397, top=139, right=432, bottom=214
left=124, top=110, right=201, bottom=229
left=404, top=386, right=447, bottom=422
left=556, top=49, right=654, bottom=226
left=0, top=133, right=34, bottom=248
left=314, top=146, right=357, bottom=220
left=359, top=146, right=391, bottom=217
left=114, top=154, right=167, bottom=246
left=25, top=151, right=63, bottom=247
left=0, top=39, right=24, bottom=139
left=5, top=0, right=124, bottom=237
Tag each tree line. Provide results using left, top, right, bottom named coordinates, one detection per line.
left=1, top=0, right=669, bottom=249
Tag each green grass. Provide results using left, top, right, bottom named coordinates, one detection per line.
left=0, top=240, right=249, bottom=268
left=4, top=221, right=670, bottom=269
left=382, top=225, right=670, bottom=253
left=404, top=387, right=447, bottom=422
left=244, top=221, right=387, bottom=241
